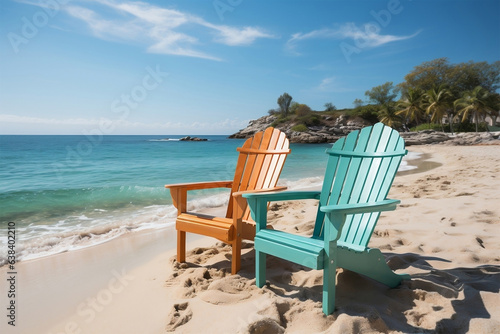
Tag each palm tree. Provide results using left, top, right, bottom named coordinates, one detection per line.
left=487, top=93, right=500, bottom=127
left=396, top=87, right=425, bottom=130
left=424, top=86, right=453, bottom=133
left=455, top=86, right=496, bottom=132
left=378, top=104, right=402, bottom=129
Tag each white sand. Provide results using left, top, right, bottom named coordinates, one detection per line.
left=2, top=145, right=499, bottom=334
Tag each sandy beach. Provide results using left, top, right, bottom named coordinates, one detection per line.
left=2, top=144, right=499, bottom=334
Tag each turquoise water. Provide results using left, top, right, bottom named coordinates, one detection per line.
left=0, top=135, right=330, bottom=263
left=0, top=135, right=418, bottom=264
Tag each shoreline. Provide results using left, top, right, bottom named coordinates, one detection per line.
left=0, top=225, right=213, bottom=333
left=1, top=150, right=425, bottom=268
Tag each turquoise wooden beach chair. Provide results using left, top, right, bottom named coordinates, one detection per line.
left=243, top=123, right=411, bottom=315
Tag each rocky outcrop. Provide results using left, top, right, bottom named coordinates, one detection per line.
left=399, top=130, right=451, bottom=145
left=400, top=130, right=500, bottom=146
left=229, top=115, right=500, bottom=145
left=442, top=131, right=500, bottom=146
left=229, top=115, right=370, bottom=143
left=228, top=115, right=277, bottom=139
left=179, top=136, right=208, bottom=141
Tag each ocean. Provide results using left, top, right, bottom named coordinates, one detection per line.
left=0, top=135, right=418, bottom=265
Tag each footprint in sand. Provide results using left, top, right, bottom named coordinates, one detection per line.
left=455, top=192, right=475, bottom=197
left=199, top=275, right=254, bottom=305
left=165, top=302, right=193, bottom=332
left=247, top=318, right=285, bottom=334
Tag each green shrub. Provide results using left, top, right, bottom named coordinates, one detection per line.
left=298, top=114, right=321, bottom=126
left=349, top=105, right=379, bottom=123
left=295, top=104, right=312, bottom=117
left=411, top=123, right=444, bottom=132
left=291, top=124, right=309, bottom=132
left=453, top=121, right=488, bottom=133
left=271, top=115, right=291, bottom=127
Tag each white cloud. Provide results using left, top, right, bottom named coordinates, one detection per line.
left=317, top=77, right=335, bottom=91
left=62, top=0, right=274, bottom=60
left=338, top=23, right=420, bottom=47
left=199, top=22, right=275, bottom=46
left=287, top=23, right=420, bottom=54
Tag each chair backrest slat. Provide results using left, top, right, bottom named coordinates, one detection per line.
left=313, top=123, right=407, bottom=250
left=226, top=128, right=290, bottom=219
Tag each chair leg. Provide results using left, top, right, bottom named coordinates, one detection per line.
left=177, top=230, right=186, bottom=263
left=323, top=255, right=337, bottom=315
left=231, top=237, right=242, bottom=274
left=255, top=249, right=266, bottom=288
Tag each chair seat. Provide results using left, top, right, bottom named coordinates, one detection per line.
left=255, top=230, right=368, bottom=270
left=255, top=229, right=325, bottom=269
left=177, top=213, right=234, bottom=242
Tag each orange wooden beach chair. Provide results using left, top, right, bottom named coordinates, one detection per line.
left=165, top=127, right=290, bottom=274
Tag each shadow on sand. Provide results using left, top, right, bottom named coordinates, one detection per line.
left=168, top=244, right=499, bottom=333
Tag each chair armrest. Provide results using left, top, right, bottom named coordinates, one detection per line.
left=165, top=180, right=233, bottom=191
left=242, top=191, right=321, bottom=230
left=242, top=190, right=321, bottom=202
left=165, top=180, right=233, bottom=213
left=232, top=186, right=288, bottom=198
left=320, top=199, right=400, bottom=215
left=320, top=199, right=400, bottom=242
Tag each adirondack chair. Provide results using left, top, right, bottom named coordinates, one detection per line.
left=165, top=127, right=290, bottom=274
left=243, top=123, right=411, bottom=314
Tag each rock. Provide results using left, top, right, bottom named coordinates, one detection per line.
left=229, top=115, right=500, bottom=145
left=229, top=115, right=368, bottom=143
left=334, top=115, right=348, bottom=126
left=399, top=131, right=450, bottom=145
left=399, top=130, right=500, bottom=146
left=289, top=132, right=328, bottom=143
left=179, top=136, right=208, bottom=141
left=228, top=115, right=276, bottom=138
left=442, top=131, right=500, bottom=146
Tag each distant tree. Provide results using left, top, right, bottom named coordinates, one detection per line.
left=399, top=58, right=500, bottom=98
left=277, top=93, right=293, bottom=117
left=455, top=86, right=496, bottom=132
left=365, top=82, right=397, bottom=106
left=289, top=101, right=300, bottom=115
left=353, top=98, right=364, bottom=108
left=352, top=104, right=380, bottom=123
left=268, top=108, right=279, bottom=115
left=324, top=102, right=336, bottom=112
left=295, top=104, right=312, bottom=116
left=487, top=93, right=500, bottom=127
left=424, top=85, right=453, bottom=132
left=447, top=60, right=500, bottom=95
left=396, top=87, right=425, bottom=130
left=399, top=58, right=452, bottom=95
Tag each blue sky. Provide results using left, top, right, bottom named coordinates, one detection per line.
left=1, top=0, right=499, bottom=135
